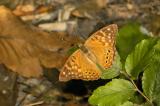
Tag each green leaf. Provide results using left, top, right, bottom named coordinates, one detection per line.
left=142, top=62, right=160, bottom=105
left=120, top=101, right=133, bottom=106
left=101, top=52, right=121, bottom=79
left=116, top=23, right=148, bottom=64
left=142, top=40, right=160, bottom=105
left=125, top=38, right=158, bottom=78
left=151, top=40, right=160, bottom=62
left=143, top=102, right=153, bottom=106
left=120, top=102, right=149, bottom=106
left=67, top=45, right=79, bottom=55
left=89, top=79, right=136, bottom=106
left=130, top=93, right=145, bottom=104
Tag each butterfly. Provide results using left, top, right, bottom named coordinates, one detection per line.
left=59, top=24, right=118, bottom=81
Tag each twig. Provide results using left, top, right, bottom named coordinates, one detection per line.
left=130, top=78, right=153, bottom=106
left=120, top=71, right=153, bottom=106
left=24, top=101, right=44, bottom=106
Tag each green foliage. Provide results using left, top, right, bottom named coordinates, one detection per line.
left=130, top=93, right=145, bottom=104
left=125, top=38, right=158, bottom=78
left=67, top=45, right=79, bottom=55
left=142, top=62, right=160, bottom=106
left=89, top=23, right=160, bottom=106
left=119, top=101, right=133, bottom=106
left=151, top=40, right=160, bottom=62
left=89, top=79, right=136, bottom=106
left=142, top=41, right=160, bottom=105
left=116, top=23, right=148, bottom=64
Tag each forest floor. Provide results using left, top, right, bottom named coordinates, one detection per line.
left=0, top=0, right=159, bottom=106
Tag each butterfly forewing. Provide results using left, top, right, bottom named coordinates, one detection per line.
left=84, top=24, right=118, bottom=69
left=59, top=50, right=101, bottom=81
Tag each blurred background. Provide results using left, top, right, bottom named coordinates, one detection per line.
left=0, top=0, right=159, bottom=106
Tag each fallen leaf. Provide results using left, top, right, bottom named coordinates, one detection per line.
left=71, top=0, right=107, bottom=19
left=0, top=6, right=83, bottom=77
left=13, top=4, right=53, bottom=16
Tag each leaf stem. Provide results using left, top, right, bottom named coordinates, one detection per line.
left=130, top=79, right=153, bottom=105
left=120, top=71, right=153, bottom=105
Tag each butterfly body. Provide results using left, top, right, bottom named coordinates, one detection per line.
left=59, top=24, right=118, bottom=81
left=78, top=44, right=98, bottom=64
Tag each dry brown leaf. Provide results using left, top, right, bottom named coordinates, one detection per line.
left=13, top=4, right=53, bottom=16
left=0, top=6, right=83, bottom=77
left=71, top=0, right=107, bottom=18
left=0, top=38, right=42, bottom=77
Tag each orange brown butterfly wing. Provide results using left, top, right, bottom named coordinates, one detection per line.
left=59, top=50, right=101, bottom=81
left=84, top=24, right=118, bottom=69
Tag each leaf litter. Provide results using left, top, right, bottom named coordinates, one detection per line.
left=0, top=0, right=159, bottom=106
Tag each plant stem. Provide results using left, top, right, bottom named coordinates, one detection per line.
left=130, top=79, right=153, bottom=106
left=120, top=71, right=153, bottom=105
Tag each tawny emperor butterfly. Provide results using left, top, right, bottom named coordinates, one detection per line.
left=59, top=24, right=118, bottom=81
